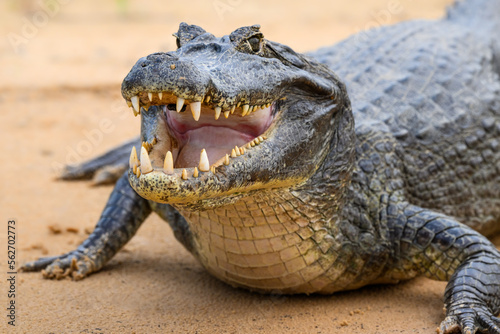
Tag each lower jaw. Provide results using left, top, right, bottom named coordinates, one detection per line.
left=130, top=130, right=268, bottom=184
left=129, top=104, right=275, bottom=188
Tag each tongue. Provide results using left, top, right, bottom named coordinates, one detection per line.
left=175, top=126, right=253, bottom=168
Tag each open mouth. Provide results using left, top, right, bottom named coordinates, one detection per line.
left=126, top=91, right=276, bottom=179
left=118, top=24, right=343, bottom=205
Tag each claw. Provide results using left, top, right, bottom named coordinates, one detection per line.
left=478, top=313, right=500, bottom=334
left=20, top=255, right=65, bottom=272
left=439, top=310, right=500, bottom=334
left=21, top=251, right=95, bottom=280
left=439, top=316, right=461, bottom=334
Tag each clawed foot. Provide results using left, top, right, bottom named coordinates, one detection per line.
left=20, top=251, right=96, bottom=280
left=439, top=305, right=500, bottom=334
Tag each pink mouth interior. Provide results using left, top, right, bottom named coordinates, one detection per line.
left=165, top=105, right=273, bottom=168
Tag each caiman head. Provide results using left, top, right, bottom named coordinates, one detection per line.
left=122, top=23, right=353, bottom=208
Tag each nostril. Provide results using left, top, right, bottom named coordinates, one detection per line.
left=136, top=56, right=149, bottom=68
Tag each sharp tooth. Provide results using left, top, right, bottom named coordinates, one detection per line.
left=239, top=147, right=245, bottom=155
left=199, top=149, right=210, bottom=172
left=152, top=137, right=157, bottom=145
left=158, top=92, right=163, bottom=100
left=237, top=102, right=241, bottom=108
left=136, top=168, right=141, bottom=178
left=191, top=101, right=201, bottom=121
left=230, top=105, right=236, bottom=114
left=235, top=146, right=241, bottom=156
left=140, top=146, right=153, bottom=174
left=258, top=136, right=264, bottom=142
left=163, top=151, right=174, bottom=174
left=133, top=164, right=137, bottom=174
left=231, top=149, right=237, bottom=158
left=242, top=104, right=249, bottom=116
left=193, top=167, right=199, bottom=178
left=211, top=166, right=216, bottom=173
left=176, top=97, right=185, bottom=113
left=205, top=96, right=211, bottom=103
left=130, top=106, right=139, bottom=117
left=224, top=110, right=230, bottom=118
left=131, top=96, right=140, bottom=113
left=144, top=105, right=150, bottom=112
left=148, top=92, right=153, bottom=101
left=262, top=135, right=267, bottom=140
left=266, top=103, right=271, bottom=108
left=126, top=101, right=132, bottom=108
left=250, top=141, right=255, bottom=147
left=142, top=141, right=151, bottom=151
left=224, top=154, right=230, bottom=165
left=129, top=146, right=138, bottom=168
left=181, top=169, right=188, bottom=180
left=215, top=107, right=221, bottom=120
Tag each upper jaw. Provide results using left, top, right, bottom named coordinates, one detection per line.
left=125, top=90, right=276, bottom=121
left=120, top=48, right=290, bottom=118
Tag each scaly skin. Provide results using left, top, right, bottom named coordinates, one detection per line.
left=22, top=0, right=500, bottom=332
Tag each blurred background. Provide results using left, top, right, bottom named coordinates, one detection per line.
left=1, top=0, right=452, bottom=88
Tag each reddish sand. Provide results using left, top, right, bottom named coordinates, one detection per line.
left=5, top=0, right=499, bottom=333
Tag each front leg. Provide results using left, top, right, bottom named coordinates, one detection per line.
left=389, top=203, right=500, bottom=334
left=21, top=172, right=151, bottom=280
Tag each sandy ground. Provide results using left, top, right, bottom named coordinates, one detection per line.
left=4, top=0, right=498, bottom=333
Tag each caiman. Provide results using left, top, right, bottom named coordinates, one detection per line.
left=22, top=0, right=500, bottom=332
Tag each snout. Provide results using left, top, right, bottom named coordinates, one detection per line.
left=121, top=51, right=210, bottom=101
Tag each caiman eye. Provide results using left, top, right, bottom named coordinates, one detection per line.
left=248, top=36, right=261, bottom=52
